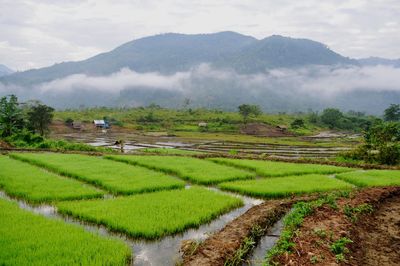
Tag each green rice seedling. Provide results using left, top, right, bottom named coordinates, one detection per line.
left=0, top=198, right=130, bottom=265
left=57, top=187, right=243, bottom=239
left=10, top=153, right=184, bottom=195
left=105, top=155, right=255, bottom=185
left=336, top=170, right=400, bottom=187
left=0, top=156, right=103, bottom=203
left=208, top=158, right=352, bottom=177
left=219, top=174, right=353, bottom=198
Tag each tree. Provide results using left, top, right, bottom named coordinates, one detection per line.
left=238, top=104, right=262, bottom=123
left=384, top=104, right=400, bottom=121
left=0, top=95, right=24, bottom=137
left=27, top=104, right=54, bottom=136
left=291, top=119, right=305, bottom=129
left=320, top=108, right=343, bottom=128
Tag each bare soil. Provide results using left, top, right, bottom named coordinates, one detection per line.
left=240, top=123, right=294, bottom=137
left=273, top=187, right=400, bottom=266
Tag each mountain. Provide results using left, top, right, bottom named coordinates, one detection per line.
left=214, top=35, right=357, bottom=73
left=1, top=32, right=357, bottom=85
left=0, top=64, right=14, bottom=77
left=358, top=57, right=400, bottom=67
left=1, top=31, right=257, bottom=85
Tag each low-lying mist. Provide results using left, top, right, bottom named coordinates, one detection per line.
left=1, top=64, right=399, bottom=114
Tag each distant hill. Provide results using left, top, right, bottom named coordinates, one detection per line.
left=358, top=57, right=400, bottom=67
left=0, top=64, right=14, bottom=77
left=1, top=32, right=356, bottom=85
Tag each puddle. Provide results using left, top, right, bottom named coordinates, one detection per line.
left=0, top=189, right=263, bottom=266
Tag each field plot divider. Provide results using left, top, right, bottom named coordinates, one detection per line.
left=8, top=154, right=109, bottom=194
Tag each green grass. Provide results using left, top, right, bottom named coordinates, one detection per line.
left=0, top=198, right=130, bottom=265
left=209, top=158, right=352, bottom=177
left=10, top=153, right=185, bottom=195
left=105, top=155, right=255, bottom=185
left=57, top=187, right=243, bottom=239
left=219, top=174, right=353, bottom=198
left=138, top=147, right=204, bottom=155
left=336, top=170, right=400, bottom=187
left=0, top=156, right=103, bottom=203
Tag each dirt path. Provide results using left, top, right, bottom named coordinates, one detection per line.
left=349, top=192, right=400, bottom=266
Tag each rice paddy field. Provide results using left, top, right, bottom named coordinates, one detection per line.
left=336, top=170, right=400, bottom=187
left=10, top=153, right=185, bottom=195
left=209, top=157, right=352, bottom=177
left=106, top=155, right=255, bottom=184
left=57, top=186, right=243, bottom=239
left=0, top=198, right=130, bottom=265
left=219, top=174, right=353, bottom=198
left=1, top=152, right=399, bottom=265
left=0, top=156, right=103, bottom=203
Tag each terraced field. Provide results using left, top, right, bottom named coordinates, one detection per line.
left=0, top=156, right=103, bottom=203
left=0, top=198, right=130, bottom=265
left=209, top=157, right=351, bottom=177
left=10, top=153, right=185, bottom=195
left=336, top=170, right=400, bottom=187
left=106, top=155, right=255, bottom=184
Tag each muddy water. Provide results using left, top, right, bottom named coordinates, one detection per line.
left=243, top=219, right=285, bottom=266
left=0, top=189, right=263, bottom=266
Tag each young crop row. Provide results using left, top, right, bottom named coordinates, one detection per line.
left=219, top=174, right=353, bottom=198
left=57, top=187, right=243, bottom=239
left=0, top=198, right=130, bottom=265
left=10, top=153, right=185, bottom=195
left=336, top=170, right=400, bottom=187
left=0, top=156, right=103, bottom=203
left=105, top=155, right=255, bottom=185
left=208, top=158, right=352, bottom=177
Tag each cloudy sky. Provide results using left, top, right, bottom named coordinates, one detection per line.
left=1, top=0, right=400, bottom=71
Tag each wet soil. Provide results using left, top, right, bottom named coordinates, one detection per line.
left=273, top=187, right=400, bottom=266
left=240, top=123, right=294, bottom=137
left=182, top=196, right=316, bottom=266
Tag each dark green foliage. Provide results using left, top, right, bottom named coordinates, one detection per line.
left=343, top=204, right=373, bottom=222
left=0, top=95, right=24, bottom=137
left=290, top=119, right=304, bottom=128
left=330, top=237, right=353, bottom=262
left=320, top=108, right=343, bottom=128
left=27, top=103, right=54, bottom=136
left=238, top=104, right=262, bottom=122
left=384, top=104, right=400, bottom=121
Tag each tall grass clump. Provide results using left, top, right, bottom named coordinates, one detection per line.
left=336, top=170, right=400, bottom=187
left=10, top=153, right=184, bottom=195
left=0, top=198, right=131, bottom=265
left=209, top=158, right=352, bottom=177
left=105, top=155, right=255, bottom=185
left=0, top=156, right=103, bottom=203
left=57, top=187, right=243, bottom=239
left=219, top=174, right=353, bottom=198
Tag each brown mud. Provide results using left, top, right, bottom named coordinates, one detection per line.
left=182, top=196, right=316, bottom=266
left=273, top=187, right=400, bottom=266
left=240, top=123, right=294, bottom=137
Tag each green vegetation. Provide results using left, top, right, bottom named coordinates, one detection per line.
left=343, top=203, right=373, bottom=223
left=209, top=158, right=352, bottom=177
left=106, top=155, right=255, bottom=184
left=330, top=237, right=353, bottom=262
left=384, top=104, right=400, bottom=122
left=57, top=187, right=243, bottom=239
left=219, top=174, right=353, bottom=198
left=10, top=153, right=185, bottom=195
left=0, top=198, right=130, bottom=265
left=238, top=104, right=262, bottom=123
left=138, top=147, right=203, bottom=155
left=26, top=102, right=54, bottom=136
left=336, top=170, right=400, bottom=187
left=0, top=156, right=103, bottom=203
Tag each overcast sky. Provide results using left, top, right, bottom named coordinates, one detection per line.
left=1, top=0, right=400, bottom=71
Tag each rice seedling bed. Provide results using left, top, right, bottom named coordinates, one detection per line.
left=10, top=153, right=184, bottom=195
left=57, top=187, right=243, bottom=239
left=219, top=174, right=353, bottom=198
left=0, top=156, right=103, bottom=203
left=105, top=155, right=255, bottom=184
left=0, top=198, right=130, bottom=265
left=209, top=158, right=352, bottom=177
left=336, top=170, right=400, bottom=187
